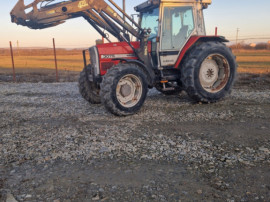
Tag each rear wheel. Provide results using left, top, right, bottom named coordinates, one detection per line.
left=78, top=66, right=101, bottom=104
left=100, top=63, right=148, bottom=116
left=181, top=41, right=237, bottom=103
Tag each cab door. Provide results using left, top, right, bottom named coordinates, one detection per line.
left=159, top=5, right=195, bottom=67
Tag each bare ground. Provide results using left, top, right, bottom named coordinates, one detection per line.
left=0, top=69, right=79, bottom=83
left=0, top=74, right=270, bottom=201
left=1, top=70, right=270, bottom=89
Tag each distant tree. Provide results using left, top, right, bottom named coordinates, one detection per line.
left=242, top=44, right=254, bottom=50
left=255, top=43, right=267, bottom=50
left=229, top=41, right=249, bottom=50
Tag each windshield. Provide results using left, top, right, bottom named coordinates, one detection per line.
left=141, top=7, right=159, bottom=39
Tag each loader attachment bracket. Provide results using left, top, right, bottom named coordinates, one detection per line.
left=10, top=0, right=68, bottom=29
left=10, top=0, right=142, bottom=41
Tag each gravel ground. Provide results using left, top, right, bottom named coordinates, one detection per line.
left=0, top=81, right=270, bottom=201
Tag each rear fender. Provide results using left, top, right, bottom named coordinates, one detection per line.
left=174, top=36, right=229, bottom=69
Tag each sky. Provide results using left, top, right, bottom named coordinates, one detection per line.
left=1, top=0, right=270, bottom=48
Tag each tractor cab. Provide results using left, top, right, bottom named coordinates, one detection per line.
left=136, top=0, right=210, bottom=68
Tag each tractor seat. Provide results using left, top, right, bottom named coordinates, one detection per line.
left=173, top=25, right=189, bottom=49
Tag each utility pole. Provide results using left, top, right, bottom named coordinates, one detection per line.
left=236, top=28, right=240, bottom=50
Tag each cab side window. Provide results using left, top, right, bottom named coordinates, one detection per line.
left=161, top=6, right=194, bottom=50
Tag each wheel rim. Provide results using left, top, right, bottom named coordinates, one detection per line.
left=199, top=54, right=230, bottom=93
left=116, top=74, right=143, bottom=108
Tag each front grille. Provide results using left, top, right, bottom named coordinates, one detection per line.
left=101, top=62, right=115, bottom=72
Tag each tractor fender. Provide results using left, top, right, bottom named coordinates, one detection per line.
left=174, top=36, right=229, bottom=68
left=112, top=58, right=155, bottom=87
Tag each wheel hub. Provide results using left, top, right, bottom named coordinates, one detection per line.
left=206, top=69, right=214, bottom=78
left=199, top=59, right=219, bottom=88
left=199, top=54, right=230, bottom=93
left=120, top=83, right=132, bottom=97
left=116, top=74, right=143, bottom=108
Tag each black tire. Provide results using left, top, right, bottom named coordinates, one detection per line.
left=78, top=66, right=101, bottom=104
left=181, top=41, right=237, bottom=103
left=155, top=82, right=183, bottom=95
left=100, top=63, right=148, bottom=116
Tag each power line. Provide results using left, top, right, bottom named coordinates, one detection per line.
left=228, top=37, right=270, bottom=41
left=226, top=34, right=270, bottom=38
left=237, top=34, right=270, bottom=37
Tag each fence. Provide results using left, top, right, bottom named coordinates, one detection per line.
left=1, top=38, right=270, bottom=83
left=1, top=39, right=85, bottom=83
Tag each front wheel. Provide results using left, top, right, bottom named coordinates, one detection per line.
left=181, top=41, right=237, bottom=103
left=78, top=66, right=101, bottom=104
left=100, top=63, right=148, bottom=116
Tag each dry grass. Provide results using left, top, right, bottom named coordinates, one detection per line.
left=0, top=48, right=84, bottom=73
left=0, top=55, right=84, bottom=72
left=233, top=49, right=270, bottom=74
left=0, top=48, right=84, bottom=82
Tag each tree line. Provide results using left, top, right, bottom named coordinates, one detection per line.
left=230, top=42, right=270, bottom=50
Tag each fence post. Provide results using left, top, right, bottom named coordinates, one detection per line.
left=9, top=41, right=16, bottom=82
left=53, top=38, right=59, bottom=82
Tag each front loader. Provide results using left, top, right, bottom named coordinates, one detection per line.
left=11, top=0, right=237, bottom=116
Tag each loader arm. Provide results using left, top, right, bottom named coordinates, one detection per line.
left=10, top=0, right=143, bottom=42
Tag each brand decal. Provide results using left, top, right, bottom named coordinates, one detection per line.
left=78, top=0, right=88, bottom=9
left=101, top=54, right=135, bottom=59
left=161, top=54, right=178, bottom=66
left=162, top=59, right=174, bottom=63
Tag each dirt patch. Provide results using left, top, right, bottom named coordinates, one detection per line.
left=236, top=73, right=270, bottom=90
left=1, top=71, right=270, bottom=90
left=0, top=70, right=79, bottom=83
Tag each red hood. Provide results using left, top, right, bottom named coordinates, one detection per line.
left=96, top=41, right=140, bottom=75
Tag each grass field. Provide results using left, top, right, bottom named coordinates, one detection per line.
left=0, top=49, right=84, bottom=73
left=234, top=50, right=270, bottom=74
left=0, top=55, right=84, bottom=72
left=0, top=48, right=269, bottom=82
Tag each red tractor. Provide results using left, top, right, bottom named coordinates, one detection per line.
left=11, top=0, right=237, bottom=116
